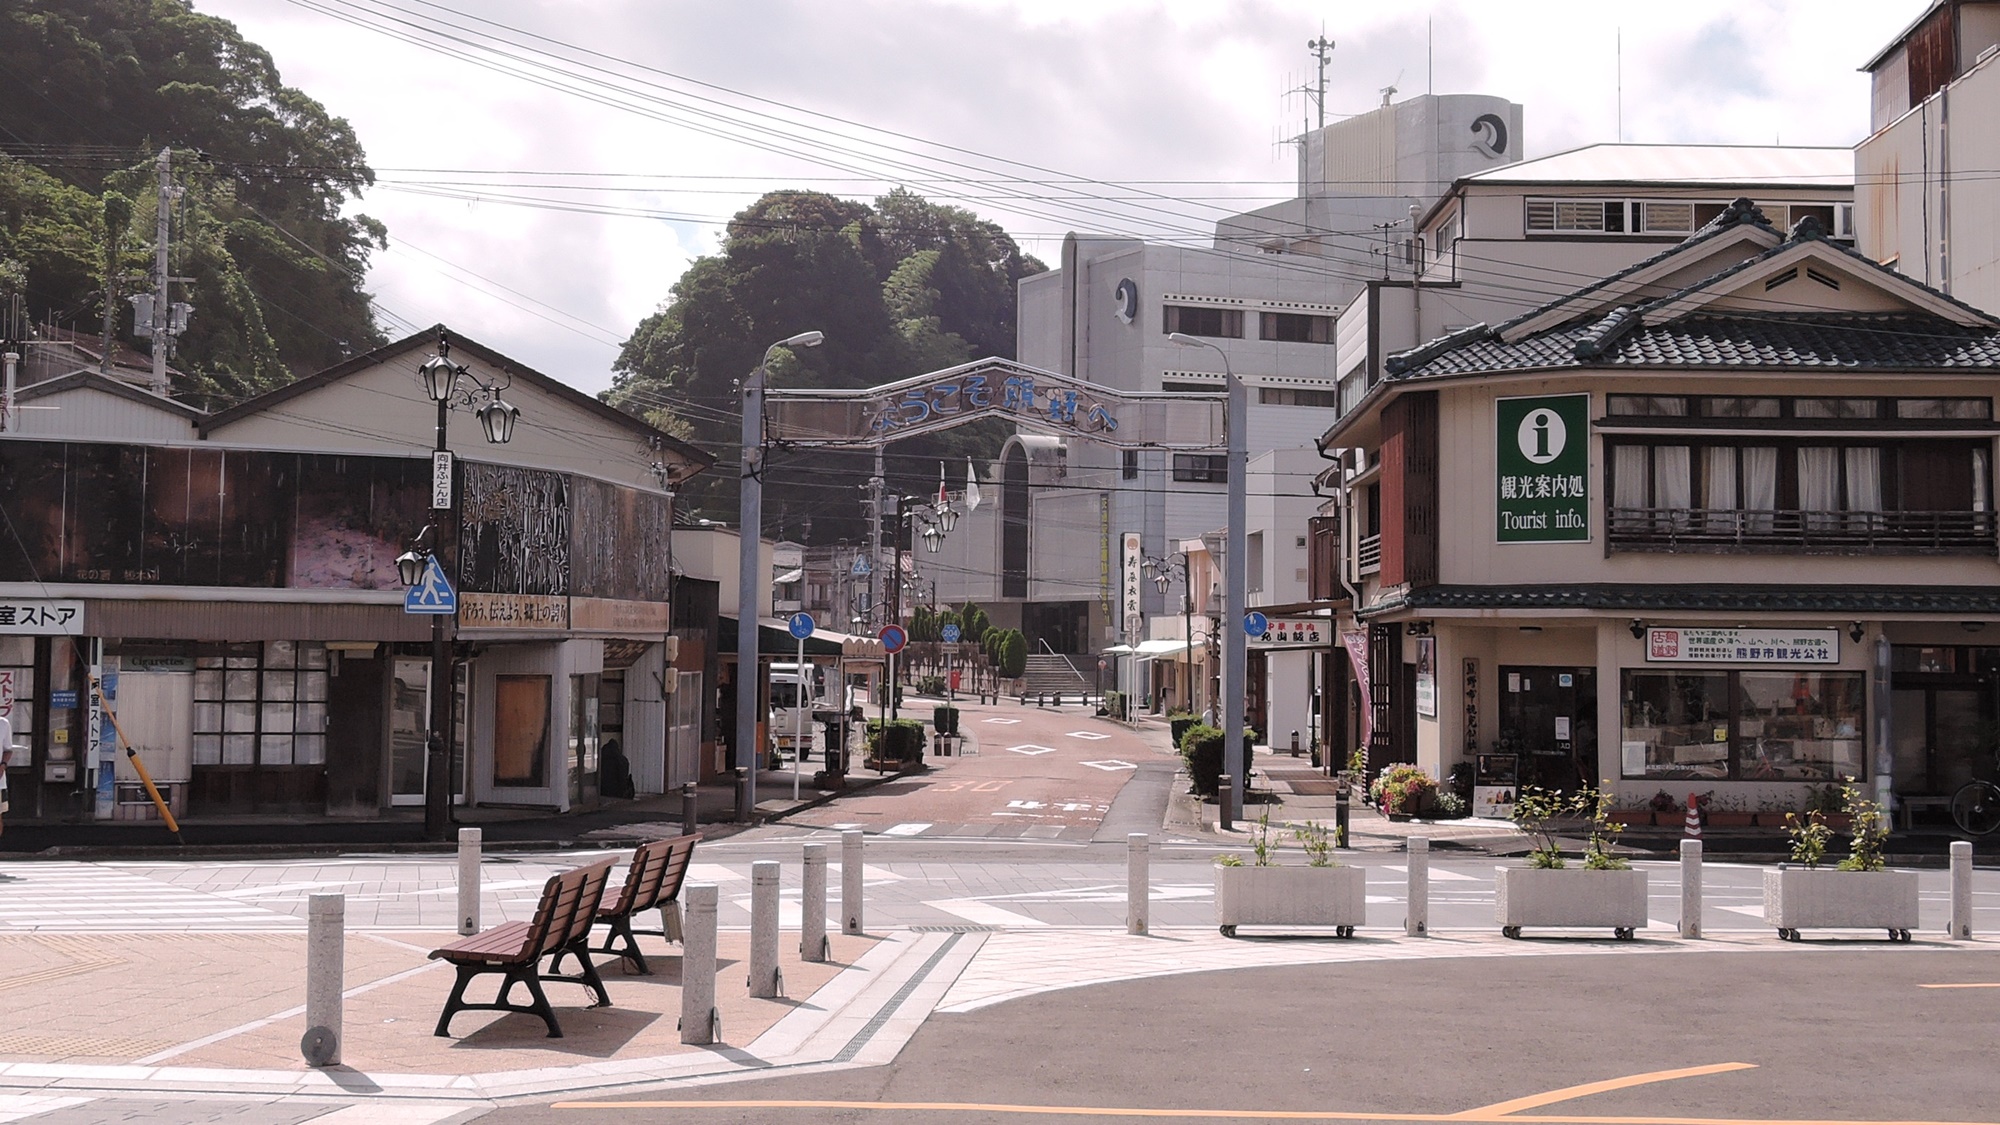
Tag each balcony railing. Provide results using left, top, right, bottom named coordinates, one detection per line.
left=1357, top=533, right=1382, bottom=574
left=1608, top=508, right=1997, bottom=554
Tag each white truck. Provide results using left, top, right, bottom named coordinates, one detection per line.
left=769, top=661, right=829, bottom=759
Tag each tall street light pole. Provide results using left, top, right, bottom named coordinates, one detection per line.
left=736, top=330, right=824, bottom=822
left=408, top=333, right=520, bottom=843
left=1169, top=332, right=1247, bottom=827
left=1146, top=552, right=1194, bottom=715
left=886, top=494, right=954, bottom=721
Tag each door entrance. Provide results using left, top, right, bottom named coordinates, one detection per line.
left=1890, top=646, right=1999, bottom=807
left=1498, top=666, right=1597, bottom=793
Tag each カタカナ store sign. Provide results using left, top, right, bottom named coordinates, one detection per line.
left=1495, top=393, right=1589, bottom=543
left=1645, top=627, right=1839, bottom=664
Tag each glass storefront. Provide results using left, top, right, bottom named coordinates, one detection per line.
left=1621, top=668, right=1865, bottom=781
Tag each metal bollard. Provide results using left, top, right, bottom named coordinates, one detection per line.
left=1335, top=785, right=1350, bottom=848
left=1290, top=730, right=1300, bottom=757
left=456, top=827, right=481, bottom=937
left=681, top=782, right=699, bottom=837
left=842, top=829, right=865, bottom=935
left=749, top=860, right=782, bottom=998
left=303, top=893, right=344, bottom=1067
left=1218, top=773, right=1234, bottom=833
left=802, top=842, right=829, bottom=961
left=1951, top=840, right=1974, bottom=939
left=1406, top=836, right=1429, bottom=937
left=680, top=884, right=719, bottom=1044
left=1680, top=838, right=1703, bottom=939
left=733, top=767, right=752, bottom=824
left=1127, top=832, right=1149, bottom=935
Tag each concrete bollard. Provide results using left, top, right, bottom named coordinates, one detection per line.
left=1680, top=838, right=1703, bottom=939
left=1218, top=773, right=1235, bottom=833
left=681, top=782, right=699, bottom=837
left=1950, top=840, right=1974, bottom=940
left=802, top=842, right=829, bottom=962
left=302, top=893, right=344, bottom=1067
left=456, top=827, right=481, bottom=937
left=842, top=829, right=865, bottom=935
left=680, top=884, right=718, bottom=1044
left=1406, top=837, right=1429, bottom=937
left=1127, top=832, right=1149, bottom=935
left=749, top=860, right=782, bottom=998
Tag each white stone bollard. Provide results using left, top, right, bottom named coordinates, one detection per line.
left=680, top=884, right=718, bottom=1044
left=1680, top=838, right=1703, bottom=939
left=303, top=893, right=344, bottom=1067
left=457, top=827, right=482, bottom=937
left=1951, top=840, right=1974, bottom=940
left=1405, top=837, right=1429, bottom=937
left=1127, top=833, right=1149, bottom=935
left=802, top=842, right=829, bottom=962
left=842, top=829, right=865, bottom=936
left=749, top=860, right=782, bottom=998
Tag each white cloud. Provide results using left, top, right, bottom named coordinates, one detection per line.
left=195, top=0, right=1931, bottom=394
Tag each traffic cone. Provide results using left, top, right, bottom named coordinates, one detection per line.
left=1683, top=793, right=1703, bottom=838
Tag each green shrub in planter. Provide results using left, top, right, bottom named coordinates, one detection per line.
left=1168, top=714, right=1196, bottom=747
left=916, top=674, right=948, bottom=696
left=1180, top=723, right=1225, bottom=796
left=932, top=705, right=960, bottom=735
left=1104, top=690, right=1126, bottom=720
left=864, top=719, right=928, bottom=764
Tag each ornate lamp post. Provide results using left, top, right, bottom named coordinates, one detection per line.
left=1145, top=552, right=1195, bottom=715
left=401, top=333, right=519, bottom=842
left=887, top=493, right=953, bottom=720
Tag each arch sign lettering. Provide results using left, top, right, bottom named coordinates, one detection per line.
left=1495, top=393, right=1589, bottom=543
left=763, top=358, right=1226, bottom=452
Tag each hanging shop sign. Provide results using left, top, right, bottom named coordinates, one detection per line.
left=1644, top=627, right=1839, bottom=665
left=1415, top=636, right=1437, bottom=718
left=1249, top=618, right=1328, bottom=647
left=0, top=600, right=84, bottom=635
left=1495, top=393, right=1589, bottom=544
left=1120, top=532, right=1143, bottom=640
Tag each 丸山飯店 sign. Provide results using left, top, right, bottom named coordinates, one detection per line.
left=1645, top=627, right=1839, bottom=665
left=1496, top=393, right=1589, bottom=543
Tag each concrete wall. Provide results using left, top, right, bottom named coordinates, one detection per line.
left=1859, top=54, right=2000, bottom=314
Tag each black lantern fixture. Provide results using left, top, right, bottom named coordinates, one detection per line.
left=477, top=390, right=519, bottom=445
left=396, top=547, right=427, bottom=588
left=418, top=349, right=465, bottom=404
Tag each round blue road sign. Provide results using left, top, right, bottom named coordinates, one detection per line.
left=879, top=624, right=908, bottom=654
left=1243, top=610, right=1269, bottom=637
left=788, top=612, right=816, bottom=639
left=941, top=623, right=961, bottom=643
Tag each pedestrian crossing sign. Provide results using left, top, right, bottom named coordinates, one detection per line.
left=404, top=556, right=457, bottom=614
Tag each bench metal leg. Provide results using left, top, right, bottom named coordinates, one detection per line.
left=593, top=915, right=651, bottom=975
left=434, top=962, right=566, bottom=1039
left=543, top=938, right=612, bottom=1009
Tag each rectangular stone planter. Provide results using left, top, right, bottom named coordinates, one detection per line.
left=1762, top=867, right=1918, bottom=941
left=1214, top=864, right=1365, bottom=937
left=1494, top=867, right=1648, bottom=939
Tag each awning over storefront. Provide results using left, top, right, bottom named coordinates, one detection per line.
left=1132, top=639, right=1193, bottom=661
left=718, top=616, right=846, bottom=657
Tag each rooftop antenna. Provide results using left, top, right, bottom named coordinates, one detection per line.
left=1427, top=18, right=1433, bottom=96
left=1306, top=33, right=1335, bottom=130
left=1616, top=27, right=1623, bottom=143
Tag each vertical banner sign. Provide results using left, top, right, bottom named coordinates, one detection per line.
left=431, top=450, right=455, bottom=510
left=1414, top=636, right=1437, bottom=718
left=1120, top=532, right=1143, bottom=640
left=92, top=668, right=117, bottom=818
left=0, top=668, right=13, bottom=717
left=1341, top=631, right=1372, bottom=743
left=1462, top=657, right=1480, bottom=757
left=1496, top=393, right=1589, bottom=543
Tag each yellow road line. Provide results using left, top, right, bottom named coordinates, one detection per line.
left=553, top=1100, right=2000, bottom=1125
left=1454, top=1063, right=1758, bottom=1118
left=1919, top=983, right=2000, bottom=989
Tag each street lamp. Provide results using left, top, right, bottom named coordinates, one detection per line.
left=1145, top=552, right=1196, bottom=716
left=886, top=493, right=955, bottom=719
left=1168, top=330, right=1248, bottom=827
left=736, top=329, right=825, bottom=821
left=404, top=332, right=519, bottom=843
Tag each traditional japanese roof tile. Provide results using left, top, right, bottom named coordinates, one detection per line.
left=1360, top=584, right=2000, bottom=617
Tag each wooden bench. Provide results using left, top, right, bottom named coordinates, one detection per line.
left=428, top=857, right=615, bottom=1039
left=557, top=834, right=699, bottom=976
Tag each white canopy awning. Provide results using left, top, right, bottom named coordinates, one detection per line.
left=1133, top=639, right=1193, bottom=661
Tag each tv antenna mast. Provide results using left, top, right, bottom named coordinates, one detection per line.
left=1305, top=34, right=1335, bottom=130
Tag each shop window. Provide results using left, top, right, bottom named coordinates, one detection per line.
left=494, top=674, right=551, bottom=788
left=1620, top=669, right=1865, bottom=781
left=192, top=641, right=327, bottom=767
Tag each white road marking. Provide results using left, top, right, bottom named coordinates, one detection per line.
left=982, top=717, right=1022, bottom=725
left=1080, top=759, right=1137, bottom=771
left=926, top=898, right=1050, bottom=927
left=1381, top=865, right=1481, bottom=882
left=0, top=1095, right=94, bottom=1122
left=882, top=823, right=933, bottom=836
left=1065, top=731, right=1111, bottom=741
left=305, top=1106, right=473, bottom=1125
left=213, top=879, right=367, bottom=899
left=1006, top=744, right=1058, bottom=755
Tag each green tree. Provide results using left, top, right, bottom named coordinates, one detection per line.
left=997, top=629, right=1028, bottom=680
left=608, top=188, right=1044, bottom=543
left=1, top=1, right=385, bottom=387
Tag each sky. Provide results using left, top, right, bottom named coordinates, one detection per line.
left=196, top=0, right=1931, bottom=396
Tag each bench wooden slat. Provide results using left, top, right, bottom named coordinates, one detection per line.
left=582, top=834, right=700, bottom=975
left=429, top=857, right=616, bottom=1039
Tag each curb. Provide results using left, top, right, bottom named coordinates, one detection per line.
left=758, top=764, right=929, bottom=823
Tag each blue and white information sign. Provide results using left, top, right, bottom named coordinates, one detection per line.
left=1243, top=611, right=1269, bottom=637
left=941, top=623, right=961, bottom=643
left=788, top=612, right=817, bottom=640
left=404, top=556, right=458, bottom=615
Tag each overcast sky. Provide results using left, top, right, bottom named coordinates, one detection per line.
left=197, top=0, right=1928, bottom=395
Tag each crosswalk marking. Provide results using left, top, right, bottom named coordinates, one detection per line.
left=0, top=864, right=300, bottom=932
left=304, top=1104, right=472, bottom=1124
left=882, top=822, right=933, bottom=836
left=927, top=898, right=1049, bottom=928
left=1382, top=865, right=1481, bottom=882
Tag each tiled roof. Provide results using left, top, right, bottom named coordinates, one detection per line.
left=1362, top=584, right=2000, bottom=616
left=1397, top=313, right=2000, bottom=378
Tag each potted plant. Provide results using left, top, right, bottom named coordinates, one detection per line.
left=1214, top=811, right=1365, bottom=938
left=1168, top=711, right=1198, bottom=748
left=1496, top=784, right=1647, bottom=940
left=1763, top=784, right=1916, bottom=942
left=1370, top=764, right=1438, bottom=821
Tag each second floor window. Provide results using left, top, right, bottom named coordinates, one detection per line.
left=1162, top=304, right=1243, bottom=339
left=1172, top=454, right=1228, bottom=483
left=1260, top=311, right=1333, bottom=343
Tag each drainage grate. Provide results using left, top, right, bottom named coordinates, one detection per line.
left=909, top=924, right=999, bottom=933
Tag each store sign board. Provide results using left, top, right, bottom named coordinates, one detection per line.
left=1645, top=627, right=1839, bottom=664
left=0, top=601, right=84, bottom=635
left=1120, top=532, right=1143, bottom=640
left=459, top=593, right=569, bottom=630
left=1251, top=618, right=1327, bottom=648
left=1495, top=393, right=1589, bottom=543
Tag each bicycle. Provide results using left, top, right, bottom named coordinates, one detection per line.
left=1950, top=777, right=2000, bottom=835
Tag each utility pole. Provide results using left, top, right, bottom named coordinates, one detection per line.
left=150, top=148, right=172, bottom=395
left=869, top=447, right=886, bottom=629
left=1307, top=35, right=1335, bottom=131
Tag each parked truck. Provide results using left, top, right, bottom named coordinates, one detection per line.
left=769, top=661, right=831, bottom=759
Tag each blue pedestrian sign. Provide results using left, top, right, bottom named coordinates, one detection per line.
left=941, top=623, right=961, bottom=643
left=788, top=611, right=817, bottom=640
left=404, top=556, right=458, bottom=614
left=1243, top=611, right=1269, bottom=637
left=851, top=556, right=872, bottom=576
